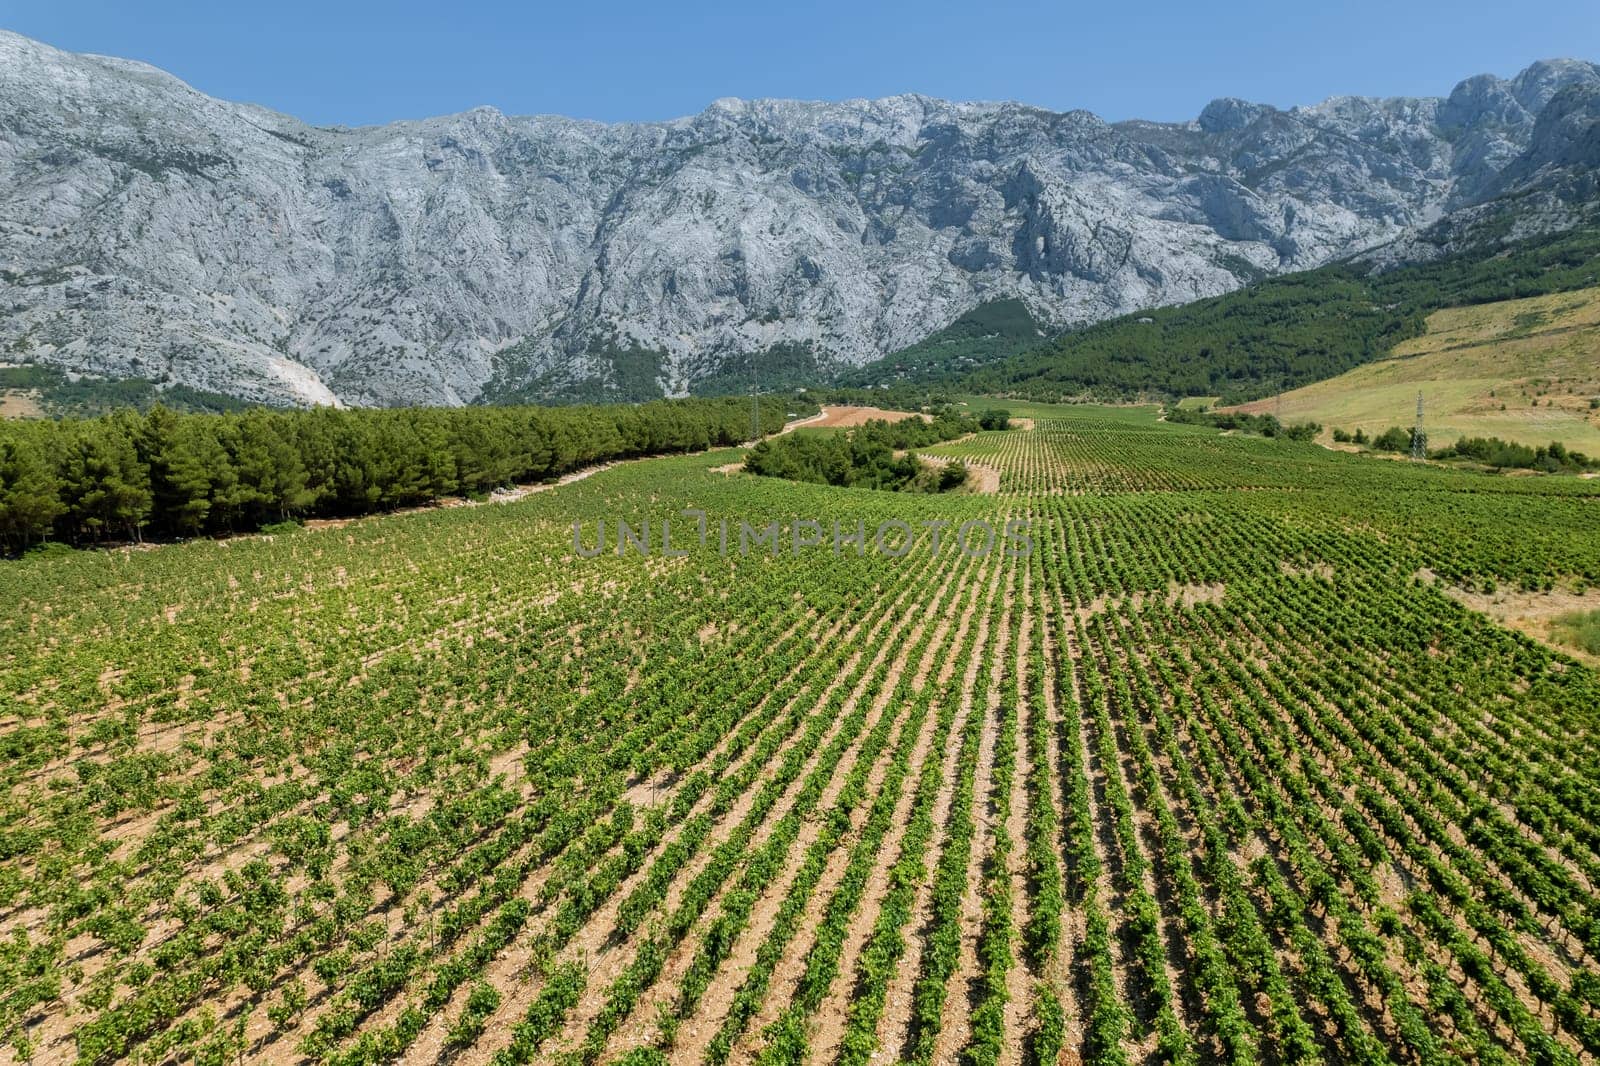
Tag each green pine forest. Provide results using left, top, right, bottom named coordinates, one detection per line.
left=0, top=397, right=805, bottom=550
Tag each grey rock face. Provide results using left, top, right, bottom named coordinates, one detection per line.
left=1488, top=85, right=1600, bottom=197
left=0, top=31, right=1595, bottom=406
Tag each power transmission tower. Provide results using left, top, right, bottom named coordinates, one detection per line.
left=1411, top=390, right=1427, bottom=461
left=750, top=350, right=761, bottom=442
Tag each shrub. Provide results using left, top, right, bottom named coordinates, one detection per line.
left=1430, top=436, right=1597, bottom=472
left=1372, top=427, right=1411, bottom=452
left=1552, top=609, right=1600, bottom=656
left=937, top=460, right=969, bottom=491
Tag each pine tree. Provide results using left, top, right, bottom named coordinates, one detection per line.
left=231, top=412, right=313, bottom=522
left=144, top=408, right=229, bottom=534
left=0, top=434, right=65, bottom=548
left=59, top=421, right=152, bottom=541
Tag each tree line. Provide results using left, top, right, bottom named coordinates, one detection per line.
left=0, top=396, right=806, bottom=550
left=1432, top=435, right=1597, bottom=472
left=1164, top=405, right=1321, bottom=441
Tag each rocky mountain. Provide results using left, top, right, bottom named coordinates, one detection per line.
left=0, top=31, right=1596, bottom=407
left=1362, top=66, right=1600, bottom=267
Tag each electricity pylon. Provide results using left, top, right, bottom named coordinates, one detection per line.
left=750, top=351, right=761, bottom=442
left=1411, top=391, right=1427, bottom=461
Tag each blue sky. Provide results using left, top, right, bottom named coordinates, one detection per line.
left=4, top=0, right=1598, bottom=127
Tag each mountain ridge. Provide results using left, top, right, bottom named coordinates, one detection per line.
left=1, top=29, right=1597, bottom=407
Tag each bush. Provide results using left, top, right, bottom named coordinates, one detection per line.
left=937, top=460, right=969, bottom=491
left=1372, top=427, right=1411, bottom=452
left=1429, top=436, right=1597, bottom=472
left=22, top=541, right=82, bottom=559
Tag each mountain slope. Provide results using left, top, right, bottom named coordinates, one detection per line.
left=1229, top=284, right=1600, bottom=452
left=836, top=299, right=1046, bottom=388
left=0, top=31, right=1597, bottom=407
left=959, top=226, right=1600, bottom=403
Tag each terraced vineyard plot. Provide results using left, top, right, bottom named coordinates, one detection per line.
left=3, top=406, right=1600, bottom=1064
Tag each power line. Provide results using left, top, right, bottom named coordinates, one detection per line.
left=750, top=350, right=761, bottom=442
left=1411, top=390, right=1426, bottom=461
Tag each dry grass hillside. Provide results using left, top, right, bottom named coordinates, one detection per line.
left=1231, top=285, right=1600, bottom=452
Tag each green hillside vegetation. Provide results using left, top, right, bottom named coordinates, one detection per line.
left=485, top=339, right=672, bottom=406
left=492, top=338, right=839, bottom=406
left=837, top=299, right=1044, bottom=388
left=1233, top=283, right=1600, bottom=453
left=689, top=342, right=835, bottom=398
left=0, top=365, right=253, bottom=418
left=956, top=226, right=1600, bottom=403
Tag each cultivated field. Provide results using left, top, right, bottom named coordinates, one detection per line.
left=797, top=406, right=931, bottom=430
left=1230, top=285, right=1600, bottom=451
left=3, top=407, right=1600, bottom=1065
